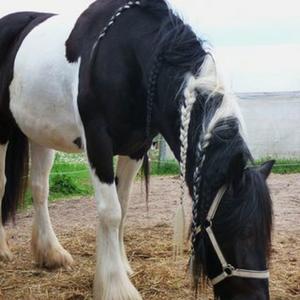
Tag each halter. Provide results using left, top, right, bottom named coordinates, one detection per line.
left=194, top=185, right=269, bottom=285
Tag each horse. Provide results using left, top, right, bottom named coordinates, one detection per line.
left=0, top=0, right=274, bottom=299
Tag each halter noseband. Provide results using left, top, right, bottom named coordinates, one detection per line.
left=194, top=185, right=269, bottom=286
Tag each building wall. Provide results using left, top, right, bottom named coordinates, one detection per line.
left=163, top=92, right=300, bottom=160
left=240, top=92, right=300, bottom=159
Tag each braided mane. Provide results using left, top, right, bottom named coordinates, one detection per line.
left=138, top=2, right=248, bottom=267
left=139, top=1, right=271, bottom=292
left=182, top=54, right=251, bottom=289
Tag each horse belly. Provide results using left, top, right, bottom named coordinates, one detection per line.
left=9, top=15, right=82, bottom=153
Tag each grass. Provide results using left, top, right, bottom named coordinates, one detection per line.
left=50, top=161, right=92, bottom=199
left=150, top=160, right=180, bottom=175
left=23, top=153, right=300, bottom=206
left=258, top=158, right=300, bottom=174
left=151, top=158, right=300, bottom=175
left=24, top=154, right=92, bottom=207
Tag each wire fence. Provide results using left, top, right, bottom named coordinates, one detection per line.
left=50, top=170, right=88, bottom=176
left=48, top=160, right=300, bottom=177
left=53, top=159, right=300, bottom=167
left=52, top=134, right=300, bottom=178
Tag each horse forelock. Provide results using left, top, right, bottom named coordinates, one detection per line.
left=182, top=51, right=247, bottom=196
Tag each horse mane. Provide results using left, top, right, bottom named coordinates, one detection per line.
left=139, top=3, right=271, bottom=289
left=140, top=0, right=206, bottom=75
left=139, top=3, right=272, bottom=270
left=161, top=13, right=272, bottom=288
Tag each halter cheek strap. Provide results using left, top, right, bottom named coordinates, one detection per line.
left=195, top=185, right=270, bottom=286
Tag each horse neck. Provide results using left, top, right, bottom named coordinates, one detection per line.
left=132, top=21, right=183, bottom=160
left=155, top=68, right=185, bottom=162
left=117, top=5, right=203, bottom=164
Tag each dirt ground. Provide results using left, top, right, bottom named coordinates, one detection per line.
left=0, top=174, right=299, bottom=299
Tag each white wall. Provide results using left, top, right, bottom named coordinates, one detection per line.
left=164, top=92, right=300, bottom=160
left=216, top=45, right=300, bottom=93
left=240, top=92, right=300, bottom=159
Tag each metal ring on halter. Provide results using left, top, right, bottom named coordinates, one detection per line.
left=223, top=264, right=235, bottom=276
left=204, top=219, right=212, bottom=229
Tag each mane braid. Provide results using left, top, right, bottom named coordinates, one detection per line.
left=146, top=54, right=163, bottom=139
left=180, top=76, right=198, bottom=204
left=90, top=0, right=141, bottom=63
left=173, top=75, right=198, bottom=257
left=142, top=0, right=207, bottom=257
left=183, top=53, right=248, bottom=290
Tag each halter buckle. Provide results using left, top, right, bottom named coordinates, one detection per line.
left=224, top=264, right=235, bottom=276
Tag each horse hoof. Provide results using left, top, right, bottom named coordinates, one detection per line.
left=33, top=244, right=74, bottom=269
left=94, top=270, right=142, bottom=300
left=44, top=247, right=74, bottom=269
left=0, top=228, right=13, bottom=262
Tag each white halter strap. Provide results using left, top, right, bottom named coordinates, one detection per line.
left=195, top=185, right=269, bottom=286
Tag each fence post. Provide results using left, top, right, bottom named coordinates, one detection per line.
left=158, top=136, right=167, bottom=172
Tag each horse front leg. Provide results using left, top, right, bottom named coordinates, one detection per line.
left=116, top=156, right=143, bottom=275
left=30, top=142, right=73, bottom=268
left=83, top=121, right=142, bottom=300
left=0, top=143, right=13, bottom=261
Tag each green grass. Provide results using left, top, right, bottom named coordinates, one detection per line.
left=23, top=154, right=300, bottom=207
left=150, top=160, right=179, bottom=175
left=257, top=158, right=300, bottom=174
left=24, top=158, right=92, bottom=207
left=151, top=158, right=300, bottom=175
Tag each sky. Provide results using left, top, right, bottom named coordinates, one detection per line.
left=1, top=0, right=299, bottom=92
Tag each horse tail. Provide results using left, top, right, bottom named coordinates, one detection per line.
left=1, top=126, right=29, bottom=224
left=0, top=12, right=38, bottom=224
left=0, top=12, right=39, bottom=62
left=0, top=12, right=55, bottom=224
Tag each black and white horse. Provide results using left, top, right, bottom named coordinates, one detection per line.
left=0, top=1, right=274, bottom=299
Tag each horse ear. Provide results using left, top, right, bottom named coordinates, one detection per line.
left=258, top=160, right=275, bottom=179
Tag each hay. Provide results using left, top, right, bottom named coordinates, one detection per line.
left=0, top=223, right=299, bottom=300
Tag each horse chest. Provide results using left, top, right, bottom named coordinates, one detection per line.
left=9, top=14, right=82, bottom=153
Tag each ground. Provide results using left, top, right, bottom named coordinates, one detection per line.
left=0, top=174, right=299, bottom=299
